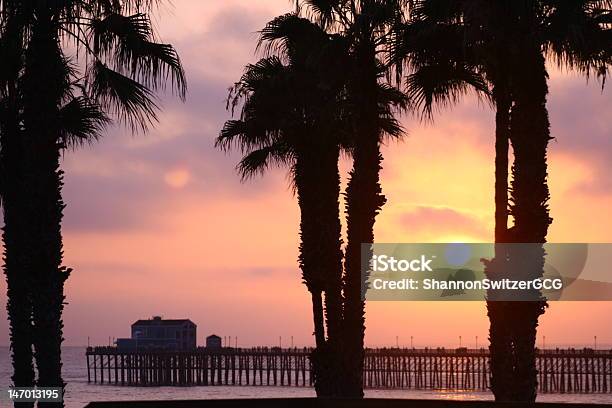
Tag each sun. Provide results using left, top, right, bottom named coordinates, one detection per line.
left=164, top=168, right=191, bottom=189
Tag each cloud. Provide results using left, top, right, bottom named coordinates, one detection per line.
left=60, top=56, right=290, bottom=233
left=547, top=78, right=612, bottom=197
left=402, top=67, right=612, bottom=199
left=399, top=206, right=489, bottom=239
left=159, top=1, right=288, bottom=82
left=62, top=171, right=160, bottom=233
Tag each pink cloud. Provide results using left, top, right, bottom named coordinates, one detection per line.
left=399, top=206, right=489, bottom=239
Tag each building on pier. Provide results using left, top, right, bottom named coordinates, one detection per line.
left=116, top=316, right=197, bottom=351
left=206, top=334, right=222, bottom=349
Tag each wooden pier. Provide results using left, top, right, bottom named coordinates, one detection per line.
left=86, top=347, right=612, bottom=394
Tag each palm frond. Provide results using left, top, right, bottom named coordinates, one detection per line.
left=119, top=0, right=161, bottom=14
left=59, top=96, right=111, bottom=148
left=88, top=0, right=161, bottom=21
left=375, top=84, right=408, bottom=141
left=0, top=13, right=25, bottom=92
left=390, top=18, right=472, bottom=71
left=378, top=113, right=405, bottom=140
left=90, top=12, right=187, bottom=98
left=237, top=143, right=294, bottom=181
left=91, top=0, right=123, bottom=15
left=410, top=0, right=465, bottom=23
left=88, top=60, right=158, bottom=131
left=219, top=9, right=349, bottom=184
left=216, top=119, right=279, bottom=154
left=299, top=0, right=344, bottom=28
left=406, top=62, right=489, bottom=119
left=91, top=13, right=152, bottom=55
left=367, top=0, right=409, bottom=31
left=117, top=40, right=186, bottom=98
left=377, top=82, right=410, bottom=111
left=544, top=0, right=612, bottom=83
left=258, top=13, right=328, bottom=59
left=227, top=56, right=287, bottom=114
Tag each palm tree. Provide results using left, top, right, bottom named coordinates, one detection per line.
left=389, top=2, right=516, bottom=399
left=392, top=0, right=610, bottom=401
left=217, top=14, right=348, bottom=395
left=220, top=10, right=407, bottom=396
left=498, top=1, right=608, bottom=400
left=294, top=1, right=409, bottom=396
left=0, top=1, right=185, bottom=403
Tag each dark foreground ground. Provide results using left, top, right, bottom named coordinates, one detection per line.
left=85, top=398, right=612, bottom=408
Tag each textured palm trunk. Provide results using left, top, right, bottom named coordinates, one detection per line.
left=343, top=139, right=384, bottom=398
left=317, top=145, right=344, bottom=392
left=508, top=49, right=551, bottom=402
left=493, top=88, right=510, bottom=247
left=486, top=86, right=513, bottom=402
left=295, top=142, right=343, bottom=396
left=2, top=86, right=36, bottom=408
left=1, top=13, right=36, bottom=406
left=21, top=14, right=69, bottom=408
left=310, top=291, right=326, bottom=349
left=27, top=145, right=70, bottom=408
left=342, top=38, right=385, bottom=398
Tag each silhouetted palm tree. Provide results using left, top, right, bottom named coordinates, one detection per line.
left=217, top=14, right=348, bottom=395
left=392, top=0, right=610, bottom=401
left=0, top=1, right=185, bottom=404
left=220, top=9, right=407, bottom=395
left=389, top=2, right=515, bottom=399
left=497, top=1, right=608, bottom=400
left=294, top=0, right=408, bottom=396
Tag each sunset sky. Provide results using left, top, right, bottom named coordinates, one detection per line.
left=1, top=0, right=611, bottom=349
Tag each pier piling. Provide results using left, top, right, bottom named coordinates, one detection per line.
left=85, top=347, right=611, bottom=393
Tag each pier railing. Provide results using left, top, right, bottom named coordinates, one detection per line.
left=86, top=347, right=611, bottom=393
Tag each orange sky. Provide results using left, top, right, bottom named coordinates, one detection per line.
left=0, top=0, right=611, bottom=348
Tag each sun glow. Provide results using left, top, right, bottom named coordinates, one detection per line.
left=164, top=168, right=191, bottom=189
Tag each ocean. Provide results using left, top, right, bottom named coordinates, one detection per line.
left=1, top=348, right=610, bottom=408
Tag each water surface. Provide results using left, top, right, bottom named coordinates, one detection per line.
left=1, top=348, right=610, bottom=408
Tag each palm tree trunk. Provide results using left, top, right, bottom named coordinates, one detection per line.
left=1, top=16, right=36, bottom=407
left=343, top=138, right=385, bottom=398
left=1, top=26, right=36, bottom=405
left=2, top=132, right=36, bottom=408
left=4, top=268, right=35, bottom=408
left=311, top=291, right=326, bottom=348
left=295, top=143, right=343, bottom=396
left=343, top=40, right=386, bottom=396
left=486, top=85, right=513, bottom=402
left=21, top=14, right=69, bottom=407
left=27, top=146, right=70, bottom=408
left=508, top=48, right=551, bottom=402
left=494, top=88, right=510, bottom=245
left=317, top=145, right=344, bottom=392
left=305, top=143, right=343, bottom=345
